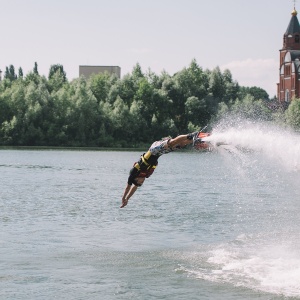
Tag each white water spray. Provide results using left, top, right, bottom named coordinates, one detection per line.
left=205, top=120, right=300, bottom=172
left=185, top=118, right=300, bottom=297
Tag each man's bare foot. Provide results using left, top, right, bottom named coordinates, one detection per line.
left=120, top=199, right=128, bottom=208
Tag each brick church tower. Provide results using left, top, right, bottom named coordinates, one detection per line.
left=277, top=7, right=300, bottom=102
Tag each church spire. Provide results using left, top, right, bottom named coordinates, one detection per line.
left=285, top=7, right=300, bottom=35
left=283, top=3, right=300, bottom=49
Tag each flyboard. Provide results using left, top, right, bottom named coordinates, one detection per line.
left=193, top=126, right=213, bottom=151
left=193, top=127, right=242, bottom=156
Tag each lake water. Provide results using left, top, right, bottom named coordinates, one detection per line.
left=1, top=125, right=300, bottom=299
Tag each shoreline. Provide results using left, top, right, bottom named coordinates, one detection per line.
left=0, top=146, right=145, bottom=152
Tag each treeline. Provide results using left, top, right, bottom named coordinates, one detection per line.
left=0, top=59, right=298, bottom=147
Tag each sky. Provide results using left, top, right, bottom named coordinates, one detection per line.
left=1, top=0, right=297, bottom=97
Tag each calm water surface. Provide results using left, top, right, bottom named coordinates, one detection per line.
left=0, top=147, right=300, bottom=300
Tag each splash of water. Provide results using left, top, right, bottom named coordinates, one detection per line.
left=188, top=118, right=300, bottom=297
left=188, top=237, right=300, bottom=297
left=205, top=119, right=300, bottom=172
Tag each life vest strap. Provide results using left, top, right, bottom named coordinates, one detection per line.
left=144, top=150, right=152, bottom=160
left=141, top=155, right=150, bottom=168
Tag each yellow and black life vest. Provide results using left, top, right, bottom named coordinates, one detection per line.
left=135, top=151, right=158, bottom=172
left=128, top=151, right=159, bottom=185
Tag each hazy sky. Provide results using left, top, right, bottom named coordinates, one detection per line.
left=1, top=0, right=297, bottom=96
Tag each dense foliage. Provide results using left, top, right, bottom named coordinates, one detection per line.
left=0, top=60, right=296, bottom=147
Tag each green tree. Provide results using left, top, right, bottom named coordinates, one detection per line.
left=4, top=65, right=17, bottom=81
left=213, top=101, right=230, bottom=123
left=33, top=62, right=39, bottom=75
left=222, top=69, right=239, bottom=103
left=48, top=88, right=71, bottom=145
left=209, top=66, right=225, bottom=100
left=22, top=81, right=45, bottom=145
left=48, top=64, right=67, bottom=93
left=48, top=64, right=66, bottom=81
left=163, top=60, right=209, bottom=132
left=0, top=84, right=16, bottom=143
left=109, top=96, right=131, bottom=146
left=1, top=80, right=27, bottom=144
left=238, top=86, right=269, bottom=101
left=285, top=98, right=300, bottom=129
left=18, top=67, right=24, bottom=78
left=113, top=64, right=145, bottom=107
left=131, top=63, right=144, bottom=81
left=185, top=96, right=206, bottom=128
left=0, top=60, right=283, bottom=147
left=161, top=76, right=186, bottom=132
left=182, top=59, right=209, bottom=99
left=67, top=77, right=99, bottom=146
left=24, top=71, right=42, bottom=86
left=90, top=72, right=113, bottom=103
left=110, top=74, right=135, bottom=106
left=230, top=94, right=272, bottom=121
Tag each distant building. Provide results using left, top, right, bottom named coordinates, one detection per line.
left=278, top=7, right=300, bottom=102
left=79, top=65, right=121, bottom=79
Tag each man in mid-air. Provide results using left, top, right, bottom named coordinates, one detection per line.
left=120, top=131, right=207, bottom=208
